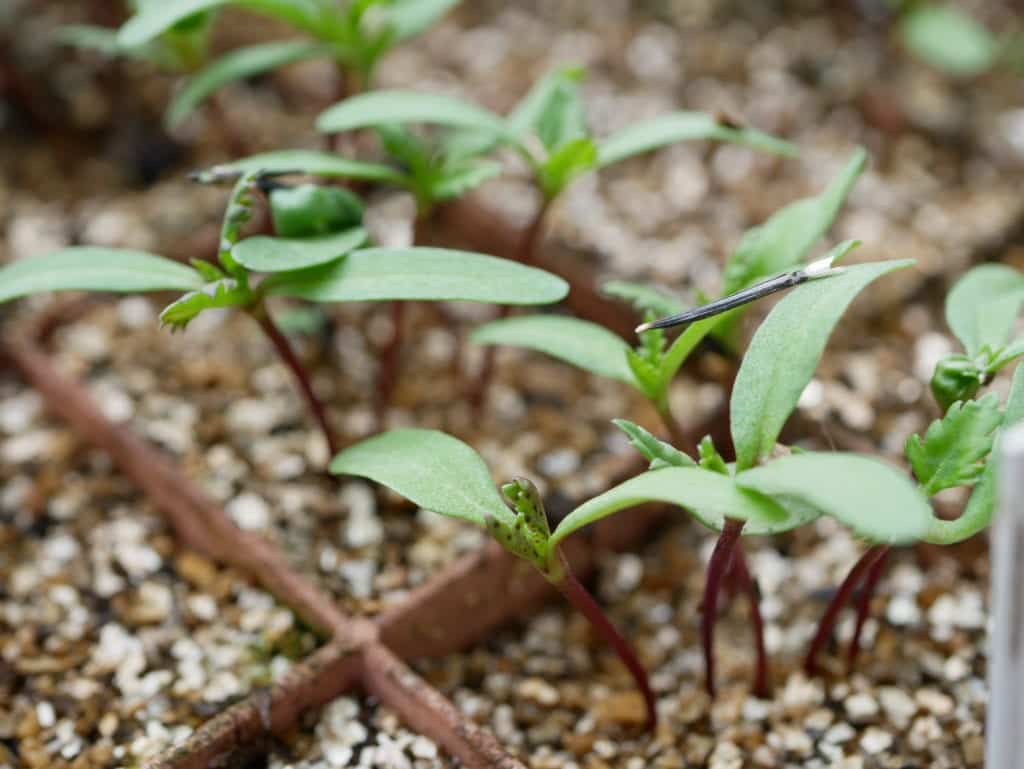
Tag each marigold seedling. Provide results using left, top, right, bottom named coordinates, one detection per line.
left=330, top=428, right=657, bottom=730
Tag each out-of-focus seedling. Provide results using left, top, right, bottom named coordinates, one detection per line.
left=315, top=69, right=797, bottom=409
left=330, top=428, right=658, bottom=730
left=472, top=150, right=867, bottom=444
left=897, top=2, right=1023, bottom=77
left=61, top=0, right=463, bottom=132
left=0, top=167, right=568, bottom=457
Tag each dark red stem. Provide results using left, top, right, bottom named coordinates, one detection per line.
left=702, top=518, right=744, bottom=697
left=554, top=551, right=656, bottom=732
left=847, top=546, right=889, bottom=670
left=375, top=300, right=406, bottom=424
left=730, top=546, right=769, bottom=697
left=804, top=544, right=887, bottom=675
left=470, top=200, right=552, bottom=414
left=254, top=307, right=339, bottom=458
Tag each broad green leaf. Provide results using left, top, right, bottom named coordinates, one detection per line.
left=232, top=228, right=367, bottom=273
left=722, top=149, right=866, bottom=295
left=167, top=40, right=327, bottom=128
left=611, top=419, right=694, bottom=469
left=736, top=452, right=932, bottom=544
left=118, top=0, right=323, bottom=47
left=207, top=151, right=406, bottom=185
left=945, top=264, right=1024, bottom=357
left=537, top=137, right=597, bottom=199
left=329, top=429, right=511, bottom=527
left=269, top=185, right=364, bottom=238
left=317, top=90, right=511, bottom=139
left=596, top=112, right=797, bottom=168
left=550, top=467, right=794, bottom=546
left=159, top=278, right=250, bottom=329
left=385, top=0, right=462, bottom=41
left=603, top=280, right=686, bottom=318
left=470, top=315, right=635, bottom=385
left=0, top=247, right=203, bottom=305
left=57, top=25, right=124, bottom=56
left=928, top=365, right=1024, bottom=544
left=900, top=4, right=997, bottom=77
left=266, top=247, right=568, bottom=305
left=731, top=255, right=913, bottom=470
left=906, top=393, right=1002, bottom=496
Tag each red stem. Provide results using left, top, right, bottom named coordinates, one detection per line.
left=702, top=518, right=744, bottom=697
left=804, top=544, right=887, bottom=675
left=470, top=200, right=552, bottom=414
left=554, top=551, right=656, bottom=732
left=847, top=546, right=889, bottom=670
left=255, top=307, right=339, bottom=458
left=730, top=546, right=769, bottom=697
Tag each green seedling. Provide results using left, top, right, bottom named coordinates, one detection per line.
left=314, top=68, right=797, bottom=409
left=896, top=2, right=1023, bottom=77
left=61, top=0, right=462, bottom=131
left=330, top=428, right=658, bottom=730
left=0, top=167, right=568, bottom=456
left=472, top=149, right=868, bottom=445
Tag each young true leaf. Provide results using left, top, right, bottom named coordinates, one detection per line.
left=906, top=393, right=1002, bottom=496
left=329, top=429, right=512, bottom=527
left=428, top=161, right=503, bottom=201
left=159, top=278, right=251, bottom=329
left=232, top=228, right=368, bottom=273
left=265, top=247, right=569, bottom=305
left=945, top=264, right=1024, bottom=358
left=317, top=90, right=512, bottom=139
left=0, top=247, right=203, bottom=305
left=268, top=185, right=364, bottom=238
left=736, top=452, right=932, bottom=544
left=536, top=137, right=598, bottom=199
left=470, top=315, right=635, bottom=385
left=698, top=436, right=729, bottom=475
left=166, top=40, right=327, bottom=128
left=986, top=338, right=1024, bottom=374
left=731, top=254, right=913, bottom=470
left=900, top=3, right=997, bottom=76
left=384, top=0, right=463, bottom=41
left=721, top=149, right=866, bottom=296
left=603, top=281, right=687, bottom=319
left=549, top=467, right=795, bottom=546
left=205, top=151, right=406, bottom=185
left=596, top=112, right=797, bottom=168
left=506, top=66, right=585, bottom=142
left=612, top=419, right=695, bottom=469
left=927, top=366, right=1024, bottom=545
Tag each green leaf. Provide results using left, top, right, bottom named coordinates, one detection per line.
left=602, top=280, right=687, bottom=318
left=900, top=3, right=997, bottom=77
left=945, top=264, right=1024, bottom=358
left=429, top=161, right=502, bottom=201
left=384, top=0, right=462, bottom=41
left=987, top=338, right=1024, bottom=374
left=612, top=419, right=695, bottom=470
left=722, top=149, right=866, bottom=295
left=317, top=90, right=511, bottom=139
left=625, top=348, right=663, bottom=401
left=266, top=247, right=569, bottom=305
left=232, top=228, right=368, bottom=273
left=596, top=112, right=796, bottom=168
left=329, top=428, right=511, bottom=527
left=0, top=247, right=203, bottom=305
left=205, top=151, right=407, bottom=185
left=269, top=185, right=364, bottom=238
left=730, top=254, right=913, bottom=470
left=167, top=40, right=327, bottom=128
left=470, top=315, right=635, bottom=385
left=906, top=393, right=1002, bottom=496
left=159, top=278, right=251, bottom=329
left=736, top=452, right=932, bottom=544
left=190, top=258, right=226, bottom=281
left=118, top=0, right=324, bottom=47
left=506, top=66, right=585, bottom=141
left=537, top=137, right=597, bottom=199
left=550, top=467, right=795, bottom=546
left=57, top=25, right=124, bottom=56
left=698, top=436, right=729, bottom=475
